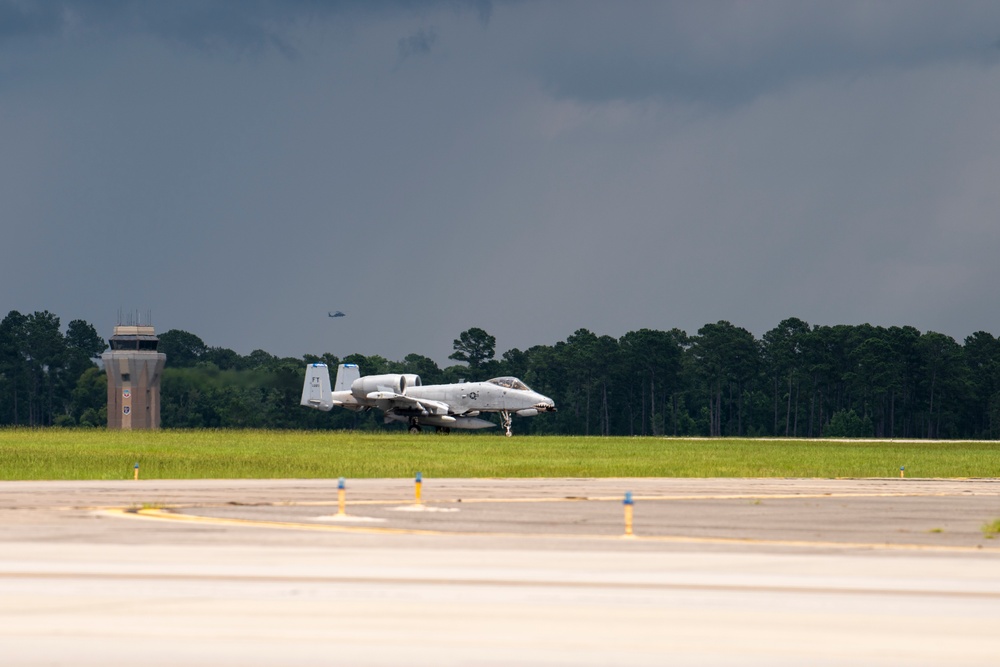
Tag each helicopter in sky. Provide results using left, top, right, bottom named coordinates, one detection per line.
left=328, top=311, right=345, bottom=318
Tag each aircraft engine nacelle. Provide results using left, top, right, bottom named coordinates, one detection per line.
left=352, top=374, right=409, bottom=400
left=350, top=373, right=422, bottom=400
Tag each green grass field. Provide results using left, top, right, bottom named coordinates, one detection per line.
left=1, top=428, right=998, bottom=480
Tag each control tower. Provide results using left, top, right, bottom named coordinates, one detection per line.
left=102, top=324, right=167, bottom=430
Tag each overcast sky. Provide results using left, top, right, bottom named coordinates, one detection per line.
left=3, top=1, right=1000, bottom=365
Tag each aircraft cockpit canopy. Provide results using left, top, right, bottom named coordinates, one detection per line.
left=487, top=377, right=530, bottom=391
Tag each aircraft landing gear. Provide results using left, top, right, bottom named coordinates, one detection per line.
left=408, top=418, right=422, bottom=434
left=500, top=410, right=513, bottom=437
left=434, top=426, right=451, bottom=434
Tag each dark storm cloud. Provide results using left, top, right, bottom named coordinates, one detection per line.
left=0, top=1, right=65, bottom=40
left=0, top=0, right=304, bottom=52
left=3, top=0, right=1000, bottom=363
left=0, top=0, right=491, bottom=56
left=530, top=2, right=1000, bottom=107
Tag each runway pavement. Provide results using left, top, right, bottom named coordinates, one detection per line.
left=2, top=477, right=999, bottom=665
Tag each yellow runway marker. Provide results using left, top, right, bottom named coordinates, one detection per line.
left=623, top=491, right=635, bottom=538
left=336, top=477, right=346, bottom=517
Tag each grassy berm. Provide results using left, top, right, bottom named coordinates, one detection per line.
left=1, top=429, right=998, bottom=480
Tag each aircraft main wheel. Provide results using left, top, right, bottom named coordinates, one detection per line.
left=409, top=425, right=421, bottom=434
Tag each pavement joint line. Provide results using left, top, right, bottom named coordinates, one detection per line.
left=423, top=492, right=1000, bottom=503
left=2, top=569, right=999, bottom=599
left=67, top=490, right=1000, bottom=512
left=100, top=508, right=1000, bottom=553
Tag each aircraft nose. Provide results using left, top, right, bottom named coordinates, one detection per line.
left=533, top=393, right=556, bottom=412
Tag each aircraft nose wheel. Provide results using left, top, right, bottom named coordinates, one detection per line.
left=500, top=410, right=513, bottom=437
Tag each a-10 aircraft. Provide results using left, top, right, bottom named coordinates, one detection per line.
left=300, top=363, right=556, bottom=436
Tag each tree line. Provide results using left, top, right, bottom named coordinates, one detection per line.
left=3, top=310, right=1000, bottom=438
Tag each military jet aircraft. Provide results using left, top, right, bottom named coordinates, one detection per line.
left=328, top=311, right=345, bottom=318
left=300, top=363, right=555, bottom=436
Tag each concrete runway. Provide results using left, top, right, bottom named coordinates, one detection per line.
left=2, top=477, right=1000, bottom=666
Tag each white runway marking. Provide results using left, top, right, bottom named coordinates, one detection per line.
left=388, top=504, right=460, bottom=512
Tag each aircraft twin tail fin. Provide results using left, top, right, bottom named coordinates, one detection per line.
left=334, top=363, right=360, bottom=392
left=300, top=363, right=334, bottom=411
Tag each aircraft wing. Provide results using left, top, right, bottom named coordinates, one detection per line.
left=366, top=392, right=451, bottom=416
